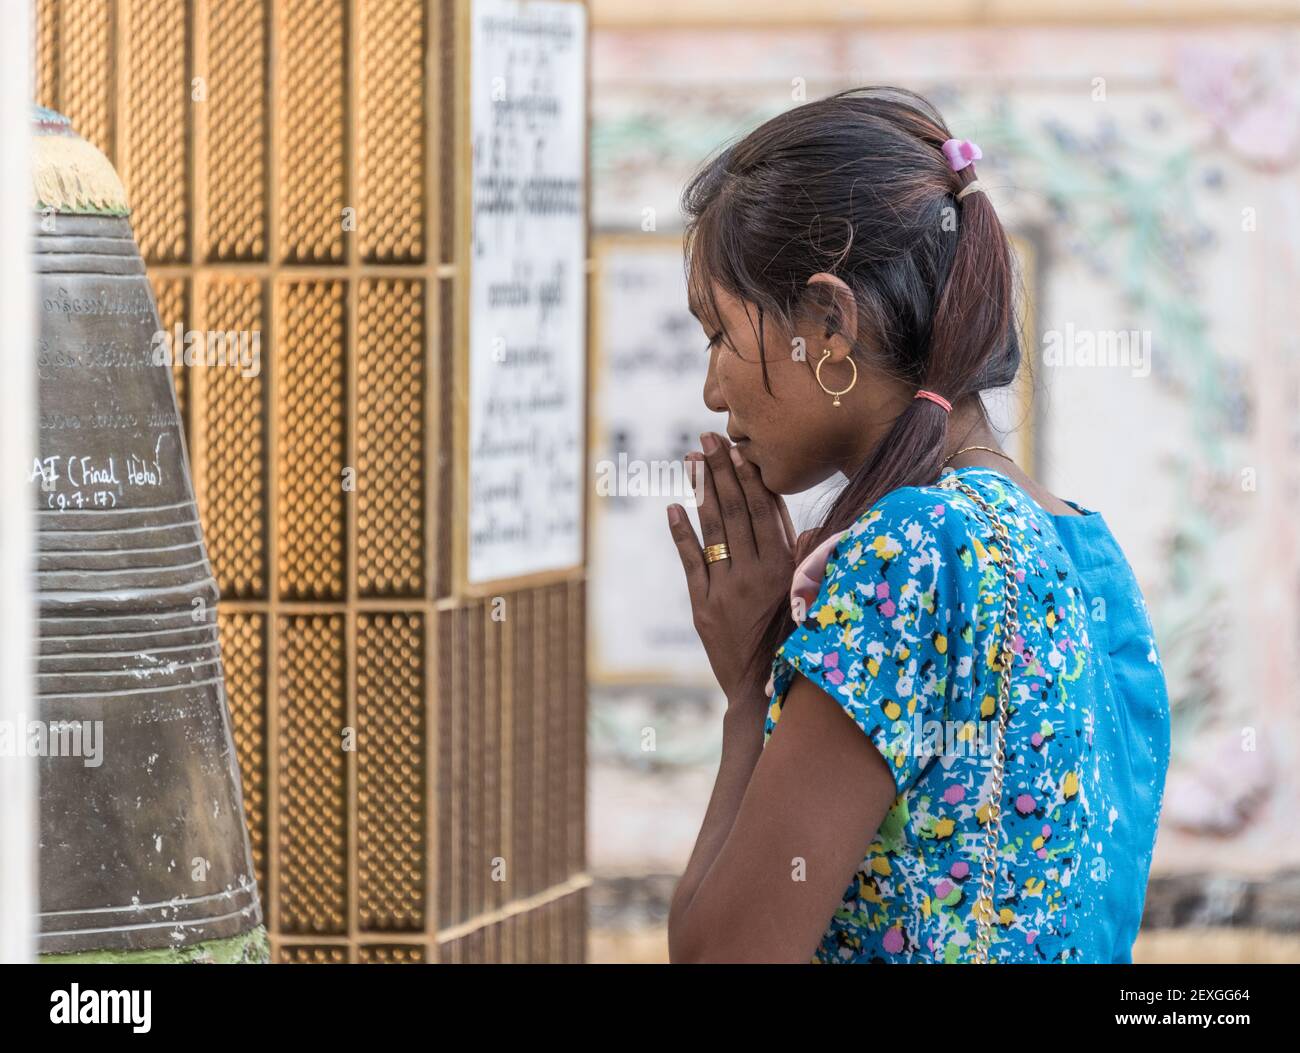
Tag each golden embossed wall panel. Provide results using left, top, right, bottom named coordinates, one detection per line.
left=57, top=0, right=113, bottom=156
left=123, top=0, right=189, bottom=263
left=359, top=0, right=425, bottom=263
left=277, top=614, right=347, bottom=935
left=206, top=0, right=267, bottom=261
left=437, top=0, right=457, bottom=266
left=357, top=279, right=425, bottom=596
left=219, top=611, right=268, bottom=892
left=34, top=0, right=589, bottom=964
left=277, top=0, right=346, bottom=263
left=34, top=0, right=59, bottom=111
left=202, top=278, right=267, bottom=598
left=359, top=944, right=425, bottom=964
left=436, top=276, right=455, bottom=597
left=278, top=944, right=347, bottom=964
left=357, top=613, right=426, bottom=932
left=276, top=280, right=346, bottom=600
left=436, top=606, right=459, bottom=928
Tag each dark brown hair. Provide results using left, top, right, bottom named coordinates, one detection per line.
left=681, top=86, right=1022, bottom=690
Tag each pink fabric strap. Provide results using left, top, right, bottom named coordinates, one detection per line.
left=914, top=389, right=953, bottom=412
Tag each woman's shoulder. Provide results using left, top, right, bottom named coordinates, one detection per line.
left=769, top=470, right=1023, bottom=772
left=805, top=467, right=1079, bottom=626
left=828, top=468, right=1013, bottom=575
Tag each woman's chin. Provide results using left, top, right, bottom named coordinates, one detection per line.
left=745, top=446, right=828, bottom=496
left=754, top=461, right=796, bottom=496
left=763, top=461, right=839, bottom=497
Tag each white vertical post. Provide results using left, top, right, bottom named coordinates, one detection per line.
left=0, top=0, right=37, bottom=964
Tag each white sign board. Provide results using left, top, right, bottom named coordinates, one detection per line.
left=467, top=0, right=587, bottom=585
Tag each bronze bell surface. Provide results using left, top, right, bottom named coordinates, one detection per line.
left=29, top=107, right=263, bottom=956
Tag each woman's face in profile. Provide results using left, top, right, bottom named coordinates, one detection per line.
left=697, top=281, right=878, bottom=496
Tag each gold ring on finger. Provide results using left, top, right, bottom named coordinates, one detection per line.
left=703, top=543, right=731, bottom=565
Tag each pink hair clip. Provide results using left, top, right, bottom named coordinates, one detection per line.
left=915, top=389, right=952, bottom=412
left=941, top=138, right=982, bottom=172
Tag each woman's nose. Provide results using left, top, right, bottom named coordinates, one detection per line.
left=702, top=351, right=728, bottom=414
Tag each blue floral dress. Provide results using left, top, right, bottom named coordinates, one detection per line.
left=764, top=465, right=1170, bottom=963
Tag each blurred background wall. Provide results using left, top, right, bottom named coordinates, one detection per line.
left=585, top=1, right=1300, bottom=963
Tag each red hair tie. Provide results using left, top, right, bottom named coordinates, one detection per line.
left=914, top=389, right=952, bottom=413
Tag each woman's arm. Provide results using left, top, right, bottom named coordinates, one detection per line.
left=668, top=672, right=898, bottom=963
left=664, top=434, right=896, bottom=961
left=661, top=434, right=795, bottom=948
left=666, top=696, right=766, bottom=958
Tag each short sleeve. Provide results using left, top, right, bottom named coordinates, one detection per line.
left=774, top=489, right=977, bottom=797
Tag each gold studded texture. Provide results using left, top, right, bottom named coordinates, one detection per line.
left=278, top=0, right=345, bottom=263
left=218, top=611, right=267, bottom=891
left=277, top=614, right=346, bottom=935
left=33, top=0, right=59, bottom=114
left=360, top=944, right=425, bottom=964
left=436, top=606, right=460, bottom=929
left=359, top=0, right=425, bottom=262
left=278, top=945, right=347, bottom=964
left=358, top=279, right=425, bottom=596
left=202, top=278, right=267, bottom=598
left=125, top=0, right=188, bottom=262
left=277, top=280, right=345, bottom=599
left=206, top=0, right=267, bottom=260
left=357, top=613, right=425, bottom=931
left=58, top=0, right=113, bottom=157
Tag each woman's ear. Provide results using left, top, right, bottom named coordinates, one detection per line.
left=804, top=272, right=858, bottom=363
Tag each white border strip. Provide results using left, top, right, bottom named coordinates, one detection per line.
left=0, top=0, right=37, bottom=963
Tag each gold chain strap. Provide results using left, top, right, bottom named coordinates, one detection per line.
left=939, top=473, right=1021, bottom=965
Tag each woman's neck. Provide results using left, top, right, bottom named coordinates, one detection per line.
left=833, top=395, right=1034, bottom=492
left=941, top=404, right=1083, bottom=518
left=941, top=409, right=1009, bottom=470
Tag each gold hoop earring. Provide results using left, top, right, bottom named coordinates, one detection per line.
left=815, top=348, right=857, bottom=407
